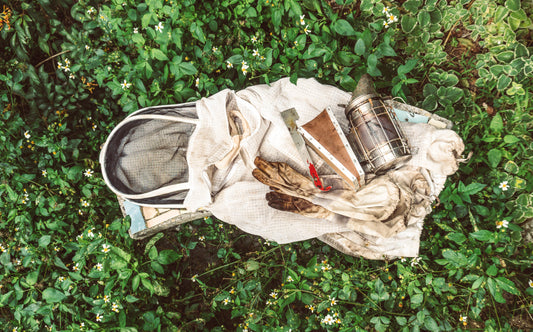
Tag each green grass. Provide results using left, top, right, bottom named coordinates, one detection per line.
left=0, top=0, right=532, bottom=331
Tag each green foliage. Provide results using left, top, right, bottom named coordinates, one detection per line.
left=1, top=0, right=532, bottom=331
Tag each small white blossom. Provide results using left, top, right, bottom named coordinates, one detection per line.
left=499, top=181, right=509, bottom=191
left=286, top=276, right=294, bottom=282
left=120, top=80, right=132, bottom=90
left=382, top=6, right=390, bottom=14
left=304, top=25, right=311, bottom=35
left=459, top=315, right=467, bottom=326
left=212, top=46, right=218, bottom=52
left=96, top=313, right=102, bottom=322
left=155, top=22, right=164, bottom=33
left=321, top=264, right=332, bottom=271
left=87, top=228, right=95, bottom=238
left=299, top=14, right=305, bottom=25
left=103, top=295, right=110, bottom=303
left=102, top=244, right=111, bottom=253
left=411, top=256, right=422, bottom=267
left=321, top=314, right=334, bottom=325
left=226, top=61, right=233, bottom=68
left=95, top=263, right=103, bottom=271
left=252, top=49, right=260, bottom=57
left=85, top=45, right=90, bottom=50
left=191, top=274, right=198, bottom=282
left=496, top=219, right=509, bottom=229
left=241, top=62, right=249, bottom=76
left=87, top=7, right=96, bottom=15
left=329, top=296, right=337, bottom=306
left=195, top=77, right=200, bottom=87
left=42, top=170, right=47, bottom=177
left=112, top=302, right=120, bottom=313
left=73, top=263, right=79, bottom=271
left=387, top=13, right=399, bottom=23
left=528, top=279, right=533, bottom=287
left=251, top=36, right=258, bottom=43
left=81, top=200, right=90, bottom=207
left=133, top=27, right=139, bottom=34
left=222, top=298, right=230, bottom=305
left=270, top=291, right=278, bottom=299
left=84, top=169, right=94, bottom=177
left=24, top=131, right=31, bottom=139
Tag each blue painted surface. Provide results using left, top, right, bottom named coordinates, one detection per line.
left=123, top=200, right=146, bottom=234
left=393, top=109, right=429, bottom=124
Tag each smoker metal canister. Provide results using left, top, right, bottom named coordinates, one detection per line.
left=344, top=75, right=411, bottom=173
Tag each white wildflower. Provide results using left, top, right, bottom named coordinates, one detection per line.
left=411, top=256, right=422, bottom=266
left=241, top=62, right=249, bottom=76
left=102, top=244, right=111, bottom=253
left=155, top=22, right=164, bottom=33
left=321, top=314, right=334, bottom=325
left=499, top=181, right=509, bottom=191
left=496, top=219, right=509, bottom=229
left=120, top=80, right=132, bottom=90
left=387, top=13, right=399, bottom=23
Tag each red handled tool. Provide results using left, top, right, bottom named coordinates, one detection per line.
left=281, top=108, right=331, bottom=192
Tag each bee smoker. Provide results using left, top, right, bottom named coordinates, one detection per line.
left=344, top=74, right=411, bottom=173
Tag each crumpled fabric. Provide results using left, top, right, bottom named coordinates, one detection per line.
left=253, top=157, right=431, bottom=239
left=184, top=77, right=465, bottom=259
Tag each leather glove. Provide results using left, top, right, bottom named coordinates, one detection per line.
left=252, top=156, right=321, bottom=199
left=265, top=191, right=333, bottom=219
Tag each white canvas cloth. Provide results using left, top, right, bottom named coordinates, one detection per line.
left=183, top=78, right=464, bottom=259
